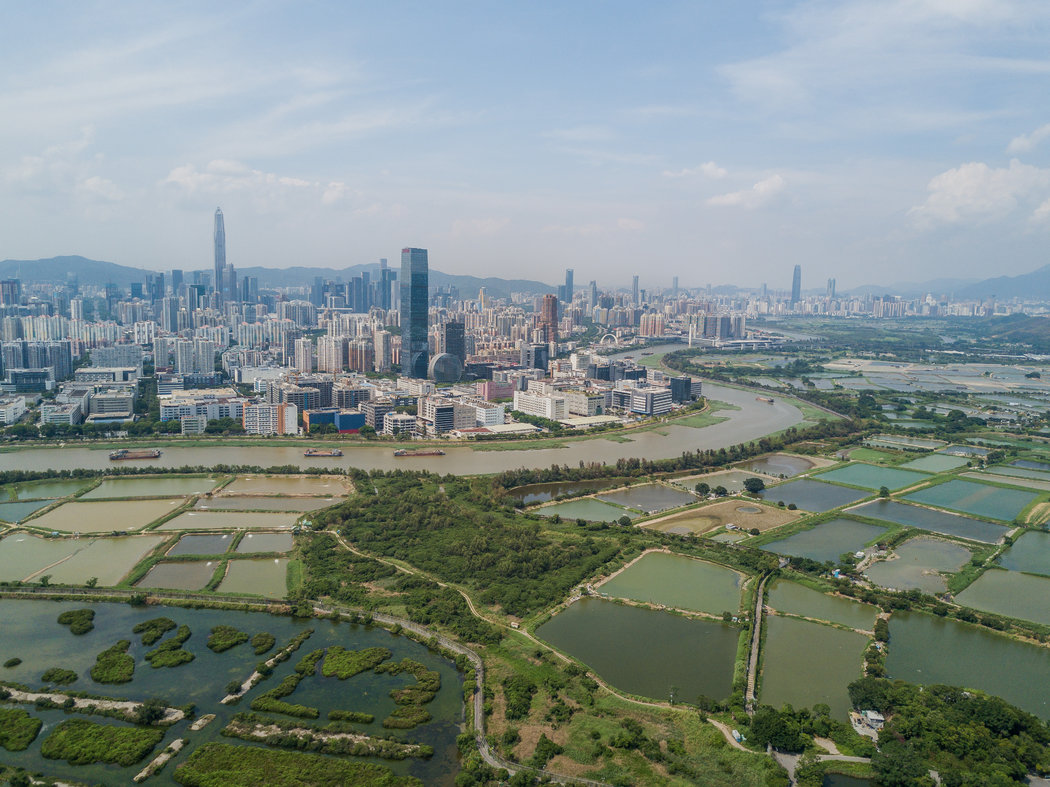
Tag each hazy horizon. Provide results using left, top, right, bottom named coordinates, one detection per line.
left=2, top=2, right=1050, bottom=289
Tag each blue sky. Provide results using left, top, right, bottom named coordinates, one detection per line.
left=2, top=0, right=1050, bottom=290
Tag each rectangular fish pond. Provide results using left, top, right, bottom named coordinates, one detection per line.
left=766, top=580, right=877, bottom=631
left=597, top=551, right=744, bottom=616
left=851, top=499, right=1009, bottom=543
left=955, top=570, right=1050, bottom=626
left=758, top=480, right=870, bottom=512
left=596, top=484, right=697, bottom=513
left=536, top=597, right=738, bottom=703
left=760, top=519, right=888, bottom=564
left=815, top=463, right=930, bottom=491
left=903, top=479, right=1039, bottom=522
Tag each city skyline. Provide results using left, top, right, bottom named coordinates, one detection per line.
left=2, top=3, right=1050, bottom=286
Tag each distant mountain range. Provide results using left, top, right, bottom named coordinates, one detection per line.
left=845, top=264, right=1050, bottom=299
left=2, top=255, right=1049, bottom=301
left=0, top=256, right=555, bottom=300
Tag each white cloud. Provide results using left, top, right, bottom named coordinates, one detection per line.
left=77, top=176, right=124, bottom=202
left=707, top=174, right=786, bottom=208
left=1032, top=197, right=1050, bottom=223
left=663, top=161, right=727, bottom=179
left=909, top=159, right=1050, bottom=225
left=1007, top=123, right=1050, bottom=154
left=162, top=160, right=346, bottom=206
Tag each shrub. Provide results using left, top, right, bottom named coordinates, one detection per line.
left=132, top=617, right=176, bottom=645
left=40, top=668, right=78, bottom=685
left=207, top=625, right=249, bottom=653
left=90, top=641, right=134, bottom=684
left=251, top=632, right=276, bottom=655
left=56, top=609, right=95, bottom=635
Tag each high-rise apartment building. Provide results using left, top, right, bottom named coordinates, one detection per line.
left=791, top=265, right=802, bottom=305
left=293, top=337, right=314, bottom=374
left=214, top=208, right=226, bottom=300
left=316, top=335, right=348, bottom=373
left=539, top=294, right=558, bottom=343
left=400, top=247, right=429, bottom=378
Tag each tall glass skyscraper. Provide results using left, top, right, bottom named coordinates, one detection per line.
left=214, top=208, right=226, bottom=300
left=400, top=247, right=429, bottom=379
left=791, top=264, right=802, bottom=305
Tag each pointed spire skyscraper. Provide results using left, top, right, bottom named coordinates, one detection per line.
left=213, top=208, right=226, bottom=299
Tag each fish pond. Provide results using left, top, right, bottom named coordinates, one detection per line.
left=852, top=499, right=1009, bottom=543
left=759, top=616, right=869, bottom=720
left=196, top=496, right=339, bottom=512
left=864, top=537, right=971, bottom=594
left=816, top=464, right=930, bottom=492
left=761, top=519, right=887, bottom=564
left=597, top=484, right=697, bottom=513
left=167, top=533, right=235, bottom=556
left=741, top=453, right=817, bottom=478
left=674, top=469, right=772, bottom=495
left=0, top=599, right=463, bottom=786
left=81, top=476, right=220, bottom=499
left=34, top=535, right=166, bottom=586
left=887, top=611, right=1050, bottom=720
left=537, top=597, right=738, bottom=703
left=982, top=465, right=1050, bottom=483
left=598, top=552, right=744, bottom=615
left=222, top=476, right=346, bottom=496
left=900, top=453, right=970, bottom=473
left=766, top=580, right=877, bottom=630
left=3, top=479, right=88, bottom=500
left=27, top=499, right=183, bottom=533
left=1014, top=459, right=1050, bottom=472
left=158, top=511, right=301, bottom=531
left=758, top=479, right=869, bottom=512
left=235, top=532, right=294, bottom=553
left=0, top=499, right=55, bottom=523
left=903, top=479, right=1039, bottom=522
left=536, top=498, right=636, bottom=522
left=217, top=558, right=289, bottom=597
left=997, top=530, right=1050, bottom=575
left=509, top=479, right=626, bottom=505
left=955, top=570, right=1050, bottom=626
left=136, top=560, right=219, bottom=590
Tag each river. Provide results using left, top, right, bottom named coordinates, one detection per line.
left=3, top=369, right=804, bottom=476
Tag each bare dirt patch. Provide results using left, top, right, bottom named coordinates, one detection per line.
left=643, top=498, right=802, bottom=535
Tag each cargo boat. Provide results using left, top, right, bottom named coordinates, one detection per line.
left=109, top=448, right=163, bottom=461
left=304, top=448, right=343, bottom=457
left=393, top=449, right=446, bottom=458
left=756, top=396, right=775, bottom=404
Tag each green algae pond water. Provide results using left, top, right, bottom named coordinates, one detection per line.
left=509, top=479, right=627, bottom=505
left=903, top=479, right=1039, bottom=522
left=766, top=580, right=876, bottom=630
left=598, top=552, right=744, bottom=615
left=758, top=616, right=869, bottom=721
left=81, top=476, right=220, bottom=499
left=955, top=570, right=1050, bottom=626
left=900, top=453, right=970, bottom=473
left=0, top=599, right=463, bottom=786
left=815, top=464, right=930, bottom=492
left=864, top=537, right=971, bottom=594
left=886, top=611, right=1050, bottom=720
left=760, top=519, right=887, bottom=564
left=758, top=480, right=870, bottom=512
left=998, top=530, right=1050, bottom=575
left=4, top=479, right=88, bottom=500
left=536, top=597, right=738, bottom=703
left=536, top=498, right=636, bottom=522
left=852, top=499, right=1008, bottom=543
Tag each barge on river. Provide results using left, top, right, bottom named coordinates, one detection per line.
left=393, top=449, right=446, bottom=458
left=304, top=448, right=343, bottom=457
left=109, top=448, right=163, bottom=461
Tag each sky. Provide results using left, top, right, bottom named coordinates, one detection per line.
left=2, top=0, right=1050, bottom=291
